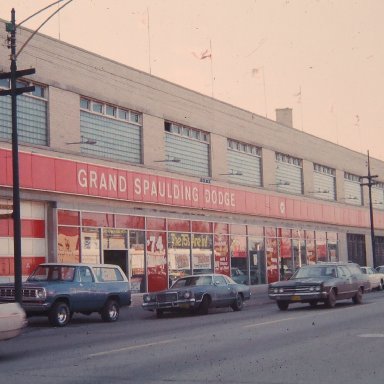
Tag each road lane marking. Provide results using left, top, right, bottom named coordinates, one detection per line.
left=358, top=334, right=384, bottom=338
left=243, top=316, right=299, bottom=328
left=87, top=339, right=176, bottom=358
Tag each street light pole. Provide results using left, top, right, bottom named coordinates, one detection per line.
left=361, top=150, right=378, bottom=267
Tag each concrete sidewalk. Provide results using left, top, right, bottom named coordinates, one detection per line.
left=130, top=284, right=271, bottom=307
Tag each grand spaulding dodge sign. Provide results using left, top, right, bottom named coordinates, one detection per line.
left=0, top=148, right=377, bottom=228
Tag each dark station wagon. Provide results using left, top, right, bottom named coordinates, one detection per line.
left=268, top=262, right=369, bottom=310
left=0, top=263, right=131, bottom=326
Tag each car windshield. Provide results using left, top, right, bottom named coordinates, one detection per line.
left=172, top=275, right=213, bottom=288
left=292, top=266, right=336, bottom=279
left=27, top=265, right=76, bottom=282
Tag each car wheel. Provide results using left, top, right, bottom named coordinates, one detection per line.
left=309, top=300, right=318, bottom=307
left=156, top=309, right=164, bottom=318
left=378, top=281, right=383, bottom=291
left=231, top=294, right=244, bottom=311
left=325, top=289, right=336, bottom=308
left=352, top=288, right=363, bottom=304
left=277, top=301, right=289, bottom=311
left=101, top=299, right=120, bottom=322
left=198, top=295, right=210, bottom=315
left=49, top=301, right=70, bottom=327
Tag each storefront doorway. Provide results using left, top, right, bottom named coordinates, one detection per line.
left=104, top=250, right=128, bottom=277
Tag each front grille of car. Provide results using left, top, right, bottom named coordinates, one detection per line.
left=287, top=286, right=319, bottom=293
left=0, top=287, right=40, bottom=299
left=156, top=293, right=178, bottom=302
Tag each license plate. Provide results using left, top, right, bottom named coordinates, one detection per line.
left=291, top=295, right=301, bottom=301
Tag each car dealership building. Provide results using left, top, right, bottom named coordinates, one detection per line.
left=1, top=19, right=384, bottom=292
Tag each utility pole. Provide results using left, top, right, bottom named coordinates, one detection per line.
left=0, top=9, right=35, bottom=304
left=360, top=150, right=378, bottom=267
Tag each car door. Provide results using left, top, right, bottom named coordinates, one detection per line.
left=212, top=275, right=235, bottom=307
left=336, top=266, right=353, bottom=299
left=72, top=266, right=96, bottom=312
left=368, top=267, right=379, bottom=288
left=342, top=265, right=360, bottom=298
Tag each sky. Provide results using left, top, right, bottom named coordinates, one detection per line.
left=1, top=0, right=384, bottom=161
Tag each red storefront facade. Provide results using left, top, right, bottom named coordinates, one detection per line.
left=1, top=148, right=383, bottom=290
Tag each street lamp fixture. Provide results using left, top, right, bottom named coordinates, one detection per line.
left=269, top=181, right=290, bottom=186
left=220, top=169, right=243, bottom=176
left=154, top=156, right=181, bottom=163
left=66, top=136, right=97, bottom=145
left=307, top=189, right=330, bottom=194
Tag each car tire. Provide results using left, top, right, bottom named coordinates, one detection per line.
left=49, top=301, right=70, bottom=327
left=325, top=289, right=336, bottom=308
left=101, top=299, right=120, bottom=322
left=277, top=301, right=289, bottom=311
left=378, top=281, right=383, bottom=291
left=198, top=295, right=210, bottom=315
left=352, top=288, right=363, bottom=305
left=231, top=294, right=244, bottom=311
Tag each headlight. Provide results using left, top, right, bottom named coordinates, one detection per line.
left=36, top=288, right=46, bottom=299
left=309, top=286, right=315, bottom=292
left=315, top=286, right=321, bottom=292
left=143, top=295, right=152, bottom=302
left=182, top=291, right=193, bottom=299
left=278, top=288, right=284, bottom=293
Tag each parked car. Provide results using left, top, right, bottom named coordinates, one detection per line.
left=142, top=273, right=251, bottom=318
left=360, top=266, right=384, bottom=291
left=231, top=268, right=248, bottom=285
left=0, top=302, right=27, bottom=341
left=0, top=263, right=131, bottom=327
left=268, top=262, right=368, bottom=310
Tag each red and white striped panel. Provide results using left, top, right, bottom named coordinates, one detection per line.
left=0, top=200, right=47, bottom=282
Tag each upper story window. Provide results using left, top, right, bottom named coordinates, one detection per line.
left=164, top=121, right=210, bottom=177
left=80, top=97, right=142, bottom=125
left=0, top=78, right=48, bottom=146
left=312, top=163, right=336, bottom=201
left=227, top=139, right=261, bottom=157
left=80, top=97, right=142, bottom=164
left=344, top=172, right=361, bottom=182
left=226, top=139, right=262, bottom=187
left=275, top=152, right=303, bottom=194
left=343, top=172, right=362, bottom=205
left=164, top=121, right=209, bottom=143
left=276, top=152, right=302, bottom=167
left=314, top=163, right=335, bottom=176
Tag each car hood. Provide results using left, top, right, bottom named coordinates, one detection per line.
left=0, top=281, right=67, bottom=289
left=270, top=277, right=328, bottom=287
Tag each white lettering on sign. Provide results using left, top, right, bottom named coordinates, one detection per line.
left=76, top=169, right=236, bottom=208
left=77, top=168, right=126, bottom=193
left=134, top=178, right=235, bottom=208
